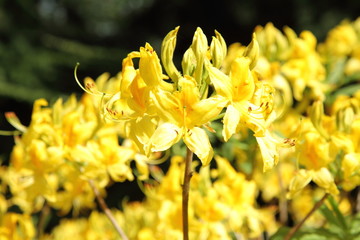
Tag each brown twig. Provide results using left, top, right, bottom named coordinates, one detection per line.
left=284, top=193, right=329, bottom=240
left=88, top=180, right=129, bottom=240
left=356, top=187, right=360, bottom=213
left=182, top=147, right=193, bottom=240
left=36, top=202, right=50, bottom=239
left=277, top=163, right=288, bottom=225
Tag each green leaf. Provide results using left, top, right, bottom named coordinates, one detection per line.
left=333, top=84, right=360, bottom=98
left=343, top=71, right=360, bottom=84
left=270, top=226, right=340, bottom=240
left=300, top=227, right=343, bottom=239
left=349, top=212, right=360, bottom=236
left=326, top=84, right=360, bottom=106
left=320, top=204, right=340, bottom=227
left=325, top=58, right=346, bottom=84
left=327, top=196, right=348, bottom=231
left=297, top=234, right=328, bottom=240
left=270, top=226, right=291, bottom=240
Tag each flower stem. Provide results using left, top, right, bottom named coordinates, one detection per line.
left=356, top=187, right=360, bottom=213
left=36, top=202, right=50, bottom=239
left=284, top=193, right=329, bottom=240
left=88, top=180, right=129, bottom=240
left=182, top=147, right=193, bottom=240
left=277, top=163, right=288, bottom=224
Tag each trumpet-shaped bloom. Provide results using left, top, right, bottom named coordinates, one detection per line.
left=208, top=57, right=267, bottom=140
left=147, top=76, right=226, bottom=165
left=287, top=168, right=339, bottom=199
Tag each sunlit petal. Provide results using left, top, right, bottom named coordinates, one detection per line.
left=148, top=123, right=182, bottom=154
left=222, top=104, right=241, bottom=142
left=207, top=66, right=233, bottom=99
left=189, top=95, right=227, bottom=128
left=287, top=169, right=313, bottom=199
left=184, top=127, right=213, bottom=165
left=312, top=168, right=339, bottom=195
left=255, top=130, right=280, bottom=172
left=151, top=90, right=181, bottom=125
left=230, top=57, right=256, bottom=102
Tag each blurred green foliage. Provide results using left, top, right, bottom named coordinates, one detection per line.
left=0, top=0, right=359, bottom=104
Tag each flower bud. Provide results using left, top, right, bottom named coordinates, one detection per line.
left=287, top=169, right=313, bottom=199
left=181, top=47, right=196, bottom=76
left=191, top=27, right=208, bottom=84
left=336, top=107, right=355, bottom=133
left=309, top=100, right=329, bottom=139
left=191, top=27, right=208, bottom=59
left=312, top=168, right=339, bottom=195
left=210, top=30, right=227, bottom=68
left=161, top=26, right=181, bottom=83
left=342, top=153, right=360, bottom=179
left=336, top=106, right=355, bottom=133
left=343, top=107, right=355, bottom=132
left=243, top=33, right=259, bottom=70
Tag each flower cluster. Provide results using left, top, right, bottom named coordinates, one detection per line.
left=1, top=75, right=153, bottom=216
left=86, top=26, right=282, bottom=170
left=39, top=156, right=277, bottom=240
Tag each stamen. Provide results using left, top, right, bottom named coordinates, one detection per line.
left=5, top=112, right=27, bottom=132
left=74, top=63, right=95, bottom=95
left=74, top=63, right=112, bottom=97
left=284, top=138, right=296, bottom=146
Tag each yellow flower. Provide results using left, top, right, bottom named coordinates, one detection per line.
left=0, top=213, right=35, bottom=240
left=208, top=53, right=285, bottom=170
left=139, top=43, right=174, bottom=91
left=254, top=161, right=296, bottom=202
left=208, top=57, right=266, bottom=140
left=147, top=76, right=226, bottom=165
left=319, top=19, right=358, bottom=57
left=296, top=119, right=332, bottom=170
left=287, top=168, right=339, bottom=199
left=290, top=188, right=326, bottom=227
left=254, top=22, right=290, bottom=62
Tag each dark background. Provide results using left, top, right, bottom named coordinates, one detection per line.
left=0, top=0, right=359, bottom=203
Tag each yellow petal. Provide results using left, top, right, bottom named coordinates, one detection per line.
left=287, top=169, right=313, bottom=199
left=189, top=95, right=227, bottom=128
left=207, top=65, right=233, bottom=99
left=139, top=43, right=163, bottom=87
left=151, top=90, right=181, bottom=124
left=312, top=168, right=339, bottom=195
left=108, top=162, right=134, bottom=182
left=184, top=127, right=213, bottom=165
left=222, top=104, right=241, bottom=142
left=342, top=153, right=360, bottom=179
left=234, top=101, right=266, bottom=137
left=134, top=115, right=158, bottom=146
left=230, top=57, right=255, bottom=102
left=148, top=123, right=182, bottom=154
left=255, top=130, right=280, bottom=172
left=178, top=76, right=200, bottom=108
left=139, top=43, right=173, bottom=91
